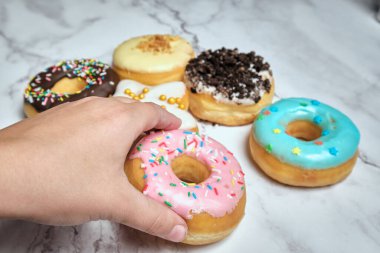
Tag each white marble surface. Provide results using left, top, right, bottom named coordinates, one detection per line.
left=0, top=0, right=380, bottom=252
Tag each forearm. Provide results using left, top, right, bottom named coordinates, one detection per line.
left=0, top=132, right=74, bottom=223
left=0, top=135, right=27, bottom=219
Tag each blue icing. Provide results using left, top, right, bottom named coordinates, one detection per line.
left=329, top=147, right=338, bottom=156
left=269, top=106, right=279, bottom=112
left=313, top=115, right=322, bottom=125
left=253, top=98, right=360, bottom=169
left=321, top=129, right=329, bottom=136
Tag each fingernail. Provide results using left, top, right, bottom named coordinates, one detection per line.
left=166, top=225, right=187, bottom=242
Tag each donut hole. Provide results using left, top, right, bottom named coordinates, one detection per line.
left=51, top=77, right=87, bottom=94
left=171, top=155, right=210, bottom=184
left=286, top=120, right=322, bottom=141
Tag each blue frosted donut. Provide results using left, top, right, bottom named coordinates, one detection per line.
left=252, top=98, right=360, bottom=169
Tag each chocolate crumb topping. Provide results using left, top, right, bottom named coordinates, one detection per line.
left=185, top=48, right=272, bottom=104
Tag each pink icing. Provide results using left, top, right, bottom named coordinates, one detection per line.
left=128, top=130, right=246, bottom=219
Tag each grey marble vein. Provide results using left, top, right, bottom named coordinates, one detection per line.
left=150, top=0, right=202, bottom=52
left=359, top=152, right=380, bottom=169
left=25, top=0, right=70, bottom=28
left=0, top=0, right=379, bottom=252
left=0, top=30, right=50, bottom=62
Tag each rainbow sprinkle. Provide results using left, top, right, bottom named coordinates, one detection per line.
left=329, top=147, right=338, bottom=156
left=313, top=115, right=323, bottom=125
left=24, top=59, right=110, bottom=106
left=129, top=130, right=245, bottom=219
left=292, top=147, right=301, bottom=155
left=164, top=201, right=173, bottom=207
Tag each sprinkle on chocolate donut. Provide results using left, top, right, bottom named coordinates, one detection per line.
left=24, top=59, right=119, bottom=112
left=185, top=48, right=272, bottom=105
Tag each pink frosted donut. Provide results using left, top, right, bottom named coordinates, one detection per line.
left=124, top=130, right=246, bottom=245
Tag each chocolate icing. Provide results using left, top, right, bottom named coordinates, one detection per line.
left=185, top=48, right=272, bottom=104
left=24, top=59, right=119, bottom=112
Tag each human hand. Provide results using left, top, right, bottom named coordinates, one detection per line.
left=0, top=97, right=187, bottom=242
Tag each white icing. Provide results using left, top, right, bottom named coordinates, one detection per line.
left=258, top=70, right=272, bottom=80
left=114, top=80, right=198, bottom=130
left=189, top=70, right=272, bottom=105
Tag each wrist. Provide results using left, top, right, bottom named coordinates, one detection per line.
left=0, top=136, right=31, bottom=220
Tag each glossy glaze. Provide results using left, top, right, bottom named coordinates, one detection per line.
left=253, top=98, right=360, bottom=169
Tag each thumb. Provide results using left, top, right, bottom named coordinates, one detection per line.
left=112, top=184, right=188, bottom=242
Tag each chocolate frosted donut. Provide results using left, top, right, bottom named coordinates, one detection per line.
left=184, top=48, right=275, bottom=125
left=24, top=59, right=119, bottom=117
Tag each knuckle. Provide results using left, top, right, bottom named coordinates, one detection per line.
left=146, top=211, right=168, bottom=235
left=82, top=96, right=105, bottom=111
left=82, top=97, right=126, bottom=122
left=80, top=96, right=100, bottom=104
left=144, top=102, right=160, bottom=112
left=102, top=102, right=129, bottom=122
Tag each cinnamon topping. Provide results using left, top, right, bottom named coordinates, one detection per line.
left=136, top=35, right=178, bottom=53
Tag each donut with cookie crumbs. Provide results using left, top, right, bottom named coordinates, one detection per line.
left=184, top=48, right=275, bottom=126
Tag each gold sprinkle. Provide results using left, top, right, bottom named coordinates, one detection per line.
left=178, top=103, right=185, bottom=110
left=130, top=92, right=136, bottom=98
left=175, top=97, right=182, bottom=104
left=139, top=93, right=145, bottom=99
left=159, top=95, right=167, bottom=101
left=124, top=88, right=131, bottom=95
left=168, top=97, right=176, bottom=104
left=142, top=88, right=149, bottom=94
left=161, top=105, right=166, bottom=109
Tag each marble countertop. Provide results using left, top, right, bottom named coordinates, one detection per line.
left=1, top=0, right=380, bottom=252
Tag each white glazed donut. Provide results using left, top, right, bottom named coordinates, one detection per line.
left=114, top=80, right=198, bottom=131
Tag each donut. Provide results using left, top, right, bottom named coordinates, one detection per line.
left=184, top=48, right=274, bottom=126
left=249, top=98, right=360, bottom=187
left=114, top=80, right=198, bottom=131
left=124, top=130, right=246, bottom=245
left=24, top=59, right=119, bottom=117
left=113, top=34, right=195, bottom=85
